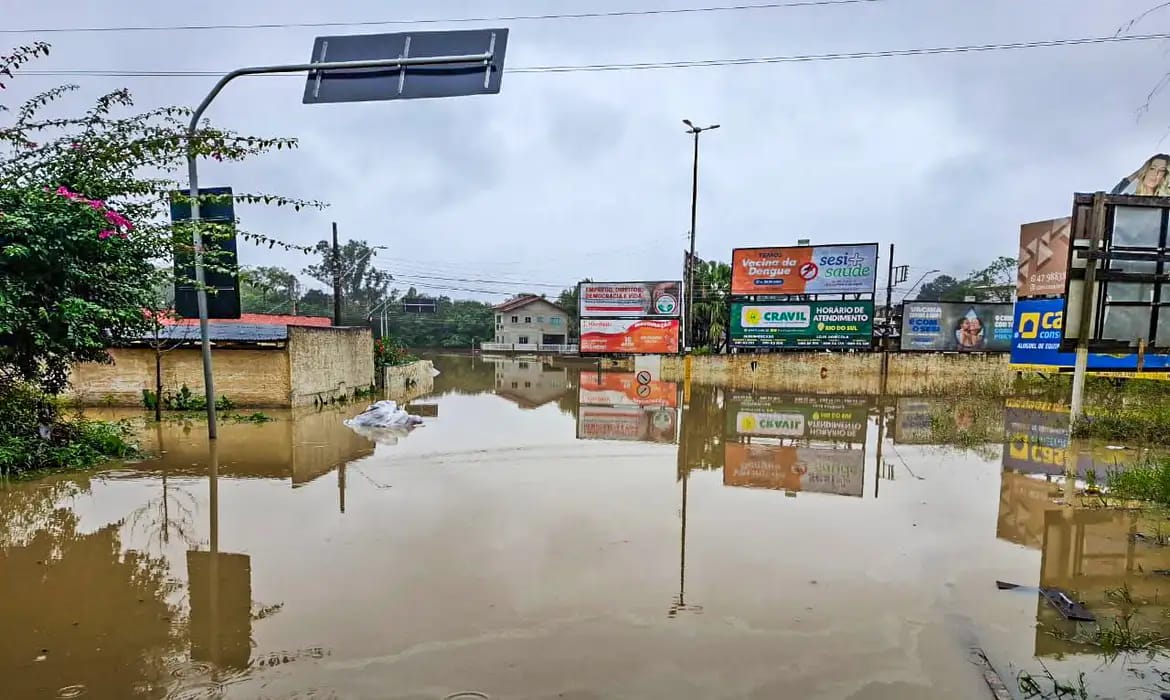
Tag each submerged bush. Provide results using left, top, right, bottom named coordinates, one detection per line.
left=0, top=380, right=135, bottom=477
left=1108, top=456, right=1170, bottom=505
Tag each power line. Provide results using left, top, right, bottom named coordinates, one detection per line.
left=19, top=33, right=1170, bottom=80
left=0, top=0, right=880, bottom=35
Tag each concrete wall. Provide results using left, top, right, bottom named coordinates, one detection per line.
left=288, top=326, right=374, bottom=407
left=381, top=360, right=436, bottom=402
left=661, top=352, right=1012, bottom=396
left=68, top=347, right=291, bottom=407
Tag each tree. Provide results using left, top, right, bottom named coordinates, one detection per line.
left=915, top=274, right=969, bottom=302
left=0, top=42, right=314, bottom=395
left=690, top=259, right=731, bottom=352
left=240, top=265, right=300, bottom=314
left=556, top=278, right=591, bottom=340
left=303, top=239, right=392, bottom=324
left=965, top=255, right=1016, bottom=302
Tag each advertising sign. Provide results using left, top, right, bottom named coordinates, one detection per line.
left=730, top=301, right=874, bottom=349
left=725, top=394, right=869, bottom=442
left=1018, top=217, right=1071, bottom=298
left=900, top=301, right=1014, bottom=352
left=1011, top=299, right=1170, bottom=374
left=576, top=404, right=678, bottom=443
left=579, top=318, right=679, bottom=355
left=579, top=281, right=682, bottom=318
left=723, top=443, right=864, bottom=497
left=579, top=373, right=678, bottom=408
left=893, top=398, right=939, bottom=444
left=731, top=243, right=879, bottom=296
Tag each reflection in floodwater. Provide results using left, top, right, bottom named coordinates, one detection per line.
left=11, top=353, right=1170, bottom=697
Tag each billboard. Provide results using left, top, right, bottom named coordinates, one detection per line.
left=576, top=404, right=678, bottom=443
left=1011, top=299, right=1170, bottom=374
left=724, top=443, right=864, bottom=497
left=725, top=394, right=869, bottom=442
left=900, top=301, right=1014, bottom=352
left=579, top=281, right=682, bottom=318
left=1017, top=217, right=1071, bottom=298
left=579, top=318, right=679, bottom=355
left=731, top=244, right=879, bottom=296
left=171, top=186, right=241, bottom=319
left=893, top=398, right=939, bottom=444
left=579, top=372, right=678, bottom=407
left=1002, top=399, right=1071, bottom=476
left=730, top=301, right=873, bottom=349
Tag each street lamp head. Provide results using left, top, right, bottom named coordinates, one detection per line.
left=682, top=119, right=694, bottom=128
left=709, top=124, right=721, bottom=130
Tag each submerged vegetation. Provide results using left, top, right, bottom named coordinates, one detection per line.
left=1108, top=457, right=1170, bottom=505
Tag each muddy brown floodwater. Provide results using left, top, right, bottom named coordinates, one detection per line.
left=3, top=354, right=1169, bottom=699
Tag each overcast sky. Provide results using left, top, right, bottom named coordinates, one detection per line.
left=5, top=0, right=1169, bottom=301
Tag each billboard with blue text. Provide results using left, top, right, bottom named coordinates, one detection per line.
left=1011, top=298, right=1170, bottom=373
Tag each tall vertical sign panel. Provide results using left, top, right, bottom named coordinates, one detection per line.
left=731, top=244, right=878, bottom=296
left=1017, top=217, right=1071, bottom=298
left=171, top=187, right=241, bottom=320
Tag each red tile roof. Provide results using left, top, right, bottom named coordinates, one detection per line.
left=159, top=313, right=332, bottom=327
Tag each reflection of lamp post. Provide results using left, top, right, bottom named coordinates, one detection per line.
left=899, top=269, right=942, bottom=302
left=670, top=408, right=703, bottom=618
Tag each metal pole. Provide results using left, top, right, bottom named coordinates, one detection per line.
left=1070, top=192, right=1107, bottom=423
left=686, top=131, right=699, bottom=352
left=183, top=51, right=496, bottom=440
left=332, top=223, right=342, bottom=326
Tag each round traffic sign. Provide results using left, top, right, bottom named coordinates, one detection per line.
left=798, top=262, right=819, bottom=281
left=636, top=384, right=652, bottom=398
left=636, top=370, right=652, bottom=385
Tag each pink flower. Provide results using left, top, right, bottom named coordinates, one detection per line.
left=98, top=230, right=114, bottom=240
left=87, top=199, right=106, bottom=211
left=55, top=186, right=73, bottom=197
left=104, top=210, right=133, bottom=230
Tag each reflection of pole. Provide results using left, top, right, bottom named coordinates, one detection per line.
left=207, top=439, right=220, bottom=668
left=882, top=244, right=894, bottom=394
left=339, top=462, right=347, bottom=514
left=679, top=469, right=688, bottom=609
left=1070, top=193, right=1107, bottom=424
left=874, top=398, right=886, bottom=499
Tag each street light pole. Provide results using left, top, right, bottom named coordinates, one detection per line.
left=682, top=119, right=719, bottom=352
left=183, top=53, right=489, bottom=438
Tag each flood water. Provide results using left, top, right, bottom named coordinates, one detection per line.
left=3, top=354, right=1169, bottom=699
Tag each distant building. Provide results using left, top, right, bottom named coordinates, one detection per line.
left=490, top=357, right=570, bottom=409
left=489, top=295, right=572, bottom=350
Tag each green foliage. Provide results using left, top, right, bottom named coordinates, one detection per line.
left=556, top=279, right=591, bottom=339
left=689, top=259, right=731, bottom=352
left=378, top=292, right=495, bottom=348
left=0, top=380, right=135, bottom=477
left=1108, top=456, right=1170, bottom=504
left=0, top=41, right=319, bottom=398
left=302, top=239, right=391, bottom=321
left=916, top=256, right=1016, bottom=302
left=240, top=265, right=300, bottom=314
left=144, top=384, right=235, bottom=412
left=374, top=336, right=417, bottom=367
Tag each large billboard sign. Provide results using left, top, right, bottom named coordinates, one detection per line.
left=576, top=404, right=678, bottom=443
left=725, top=394, right=869, bottom=442
left=1012, top=298, right=1170, bottom=374
left=731, top=244, right=879, bottom=296
left=900, top=301, right=1014, bottom=352
left=723, top=444, right=864, bottom=497
left=579, top=319, right=679, bottom=355
left=730, top=301, right=873, bottom=349
left=579, top=281, right=682, bottom=318
left=1002, top=399, right=1071, bottom=476
left=1017, top=217, right=1071, bottom=298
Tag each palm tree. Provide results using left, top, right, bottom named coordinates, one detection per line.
left=690, top=260, right=731, bottom=353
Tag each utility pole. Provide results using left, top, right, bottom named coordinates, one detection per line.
left=332, top=222, right=342, bottom=326
left=682, top=119, right=720, bottom=352
left=1070, top=192, right=1107, bottom=423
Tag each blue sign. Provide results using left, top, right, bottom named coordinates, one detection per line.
left=1011, top=299, right=1170, bottom=371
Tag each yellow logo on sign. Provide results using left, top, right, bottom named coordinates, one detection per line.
left=1019, top=311, right=1062, bottom=339
left=744, top=309, right=762, bottom=326
left=739, top=415, right=757, bottom=432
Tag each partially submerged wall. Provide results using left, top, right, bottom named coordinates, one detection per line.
left=661, top=352, right=1012, bottom=396
left=382, top=360, right=436, bottom=403
left=288, top=326, right=374, bottom=407
left=68, top=347, right=291, bottom=407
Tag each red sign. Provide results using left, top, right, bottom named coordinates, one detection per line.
left=579, top=373, right=678, bottom=407
left=579, top=319, right=679, bottom=355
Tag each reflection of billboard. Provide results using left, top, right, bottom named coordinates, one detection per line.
left=724, top=443, right=863, bottom=497
left=187, top=551, right=252, bottom=670
left=579, top=281, right=682, bottom=318
left=576, top=404, right=678, bottom=443
left=725, top=394, right=869, bottom=442
left=900, top=301, right=1014, bottom=352
left=1002, top=399, right=1070, bottom=476
left=893, top=398, right=939, bottom=444
left=579, top=372, right=678, bottom=407
left=731, top=244, right=878, bottom=296
left=1018, top=218, right=1071, bottom=298
left=579, top=319, right=679, bottom=355
left=1011, top=299, right=1170, bottom=374
left=730, top=301, right=873, bottom=349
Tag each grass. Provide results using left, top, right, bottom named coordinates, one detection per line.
left=0, top=417, right=136, bottom=478
left=1017, top=662, right=1088, bottom=699
left=1108, top=456, right=1170, bottom=505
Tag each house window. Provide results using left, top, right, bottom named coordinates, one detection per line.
left=525, top=381, right=532, bottom=388
left=511, top=315, right=518, bottom=323
left=496, top=314, right=502, bottom=323
left=550, top=317, right=562, bottom=326
left=519, top=335, right=529, bottom=344
left=537, top=315, right=545, bottom=323
left=518, top=362, right=529, bottom=369
left=511, top=381, right=518, bottom=389
left=525, top=316, right=532, bottom=323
